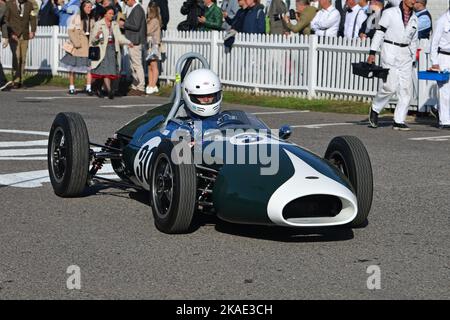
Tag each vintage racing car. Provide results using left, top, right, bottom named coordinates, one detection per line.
left=47, top=53, right=373, bottom=234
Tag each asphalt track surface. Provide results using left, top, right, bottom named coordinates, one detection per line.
left=0, top=88, right=448, bottom=299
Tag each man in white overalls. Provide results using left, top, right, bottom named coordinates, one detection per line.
left=368, top=0, right=418, bottom=131
left=430, top=5, right=450, bottom=130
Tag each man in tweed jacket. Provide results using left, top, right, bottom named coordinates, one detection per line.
left=0, top=0, right=12, bottom=90
left=2, top=0, right=37, bottom=88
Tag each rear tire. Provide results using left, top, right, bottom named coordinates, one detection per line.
left=48, top=112, right=90, bottom=197
left=325, top=136, right=373, bottom=228
left=150, top=140, right=197, bottom=234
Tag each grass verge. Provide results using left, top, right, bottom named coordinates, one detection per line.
left=222, top=91, right=371, bottom=115
left=149, top=83, right=372, bottom=115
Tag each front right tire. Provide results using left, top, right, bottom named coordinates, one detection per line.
left=48, top=112, right=90, bottom=197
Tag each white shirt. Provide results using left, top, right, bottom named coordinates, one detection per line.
left=430, top=11, right=450, bottom=65
left=16, top=0, right=24, bottom=16
left=311, top=5, right=341, bottom=37
left=125, top=2, right=139, bottom=18
left=344, top=4, right=367, bottom=39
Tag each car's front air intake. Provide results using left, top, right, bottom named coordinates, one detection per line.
left=282, top=195, right=343, bottom=220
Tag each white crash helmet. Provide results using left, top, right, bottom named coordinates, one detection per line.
left=182, top=69, right=222, bottom=117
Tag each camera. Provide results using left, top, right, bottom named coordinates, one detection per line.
left=181, top=0, right=195, bottom=9
left=178, top=0, right=206, bottom=31
left=288, top=9, right=297, bottom=20
left=273, top=9, right=296, bottom=21
left=181, top=0, right=205, bottom=17
left=181, top=0, right=205, bottom=16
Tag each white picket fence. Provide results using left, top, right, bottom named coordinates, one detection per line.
left=160, top=30, right=374, bottom=100
left=0, top=26, right=65, bottom=75
left=0, top=26, right=437, bottom=110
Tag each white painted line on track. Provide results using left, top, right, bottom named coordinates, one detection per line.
left=0, top=148, right=47, bottom=156
left=0, top=129, right=49, bottom=136
left=0, top=164, right=117, bottom=188
left=0, top=169, right=49, bottom=188
left=291, top=123, right=354, bottom=129
left=290, top=120, right=394, bottom=129
left=0, top=132, right=101, bottom=161
left=24, top=96, right=97, bottom=100
left=14, top=89, right=67, bottom=92
left=251, top=110, right=310, bottom=115
left=409, top=135, right=450, bottom=141
left=99, top=103, right=162, bottom=109
left=0, top=140, right=48, bottom=147
left=0, top=157, right=47, bottom=160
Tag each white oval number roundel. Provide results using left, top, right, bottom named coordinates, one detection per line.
left=133, top=137, right=161, bottom=190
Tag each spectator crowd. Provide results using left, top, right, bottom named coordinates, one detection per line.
left=0, top=0, right=437, bottom=99
left=0, top=0, right=169, bottom=97
left=176, top=0, right=432, bottom=42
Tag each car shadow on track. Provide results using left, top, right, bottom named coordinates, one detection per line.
left=191, top=213, right=355, bottom=243
left=81, top=183, right=141, bottom=198
left=87, top=188, right=356, bottom=242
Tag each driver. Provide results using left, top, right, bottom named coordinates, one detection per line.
left=177, top=68, right=258, bottom=145
left=182, top=68, right=223, bottom=119
left=196, top=94, right=215, bottom=105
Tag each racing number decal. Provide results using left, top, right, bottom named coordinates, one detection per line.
left=133, top=137, right=161, bottom=190
left=135, top=145, right=152, bottom=184
left=230, top=132, right=269, bottom=145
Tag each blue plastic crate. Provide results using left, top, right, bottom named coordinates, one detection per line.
left=418, top=71, right=450, bottom=81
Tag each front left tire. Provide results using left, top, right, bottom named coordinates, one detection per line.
left=150, top=140, right=197, bottom=234
left=325, top=136, right=373, bottom=228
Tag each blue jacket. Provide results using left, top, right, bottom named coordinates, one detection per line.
left=225, top=8, right=247, bottom=32
left=416, top=9, right=432, bottom=39
left=242, top=4, right=265, bottom=34
left=59, top=0, right=80, bottom=27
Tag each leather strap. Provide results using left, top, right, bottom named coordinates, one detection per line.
left=384, top=40, right=408, bottom=47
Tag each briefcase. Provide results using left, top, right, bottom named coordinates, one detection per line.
left=352, top=62, right=390, bottom=82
